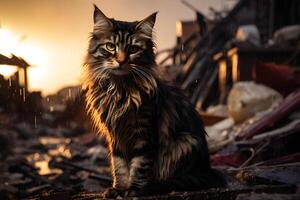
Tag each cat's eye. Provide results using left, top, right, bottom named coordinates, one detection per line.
left=106, top=42, right=116, bottom=51
left=129, top=45, right=140, bottom=54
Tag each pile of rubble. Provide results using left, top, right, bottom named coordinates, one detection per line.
left=203, top=82, right=300, bottom=200
left=207, top=81, right=300, bottom=173
left=0, top=114, right=112, bottom=199
left=1, top=0, right=300, bottom=199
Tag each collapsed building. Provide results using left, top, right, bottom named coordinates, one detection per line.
left=159, top=0, right=300, bottom=110
left=0, top=54, right=43, bottom=120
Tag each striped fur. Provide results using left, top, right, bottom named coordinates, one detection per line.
left=83, top=5, right=226, bottom=198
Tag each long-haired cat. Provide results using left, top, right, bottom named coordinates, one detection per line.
left=83, top=5, right=226, bottom=198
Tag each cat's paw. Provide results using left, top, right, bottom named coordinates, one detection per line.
left=101, top=187, right=124, bottom=199
left=124, top=189, right=138, bottom=197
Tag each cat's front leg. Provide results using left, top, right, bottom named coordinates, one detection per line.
left=102, top=155, right=129, bottom=198
left=125, top=144, right=155, bottom=197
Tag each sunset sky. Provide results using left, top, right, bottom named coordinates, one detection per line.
left=0, top=0, right=233, bottom=95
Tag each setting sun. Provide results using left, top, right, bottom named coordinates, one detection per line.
left=0, top=65, right=17, bottom=78
left=0, top=29, right=17, bottom=54
left=0, top=28, right=47, bottom=91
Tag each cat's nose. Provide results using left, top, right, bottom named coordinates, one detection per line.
left=116, top=51, right=126, bottom=64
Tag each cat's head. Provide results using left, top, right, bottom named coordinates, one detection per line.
left=85, top=5, right=158, bottom=88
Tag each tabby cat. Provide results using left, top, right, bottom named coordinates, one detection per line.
left=83, top=5, right=226, bottom=198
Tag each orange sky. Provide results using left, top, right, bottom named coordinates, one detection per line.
left=0, top=0, right=233, bottom=95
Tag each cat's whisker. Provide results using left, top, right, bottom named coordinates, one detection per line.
left=131, top=64, right=154, bottom=74
left=131, top=66, right=157, bottom=93
left=130, top=71, right=139, bottom=84
left=132, top=69, right=150, bottom=86
left=133, top=66, right=153, bottom=79
left=131, top=67, right=149, bottom=80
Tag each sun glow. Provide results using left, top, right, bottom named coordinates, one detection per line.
left=0, top=28, right=48, bottom=91
left=0, top=29, right=18, bottom=56
left=0, top=65, right=18, bottom=78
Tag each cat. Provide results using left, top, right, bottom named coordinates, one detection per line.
left=82, top=5, right=227, bottom=198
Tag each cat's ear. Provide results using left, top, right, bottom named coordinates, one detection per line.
left=93, top=4, right=113, bottom=31
left=136, top=12, right=157, bottom=39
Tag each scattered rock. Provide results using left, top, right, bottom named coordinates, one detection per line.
left=227, top=82, right=282, bottom=123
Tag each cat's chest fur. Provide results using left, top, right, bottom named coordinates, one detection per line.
left=88, top=83, right=155, bottom=153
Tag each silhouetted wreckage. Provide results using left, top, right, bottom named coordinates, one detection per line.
left=0, top=54, right=43, bottom=121
left=1, top=0, right=300, bottom=199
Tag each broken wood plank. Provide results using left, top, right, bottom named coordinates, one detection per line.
left=236, top=88, right=300, bottom=140
left=252, top=119, right=300, bottom=140
left=70, top=184, right=296, bottom=200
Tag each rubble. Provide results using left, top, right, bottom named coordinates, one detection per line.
left=227, top=82, right=282, bottom=123
left=273, top=25, right=300, bottom=46
left=205, top=118, right=235, bottom=153
left=253, top=62, right=300, bottom=96
left=1, top=85, right=299, bottom=200
left=235, top=25, right=261, bottom=46
left=236, top=88, right=300, bottom=140
left=206, top=104, right=228, bottom=118
left=0, top=116, right=110, bottom=199
left=236, top=193, right=300, bottom=200
left=1, top=0, right=300, bottom=199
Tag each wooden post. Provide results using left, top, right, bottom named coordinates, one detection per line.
left=24, top=66, right=28, bottom=92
